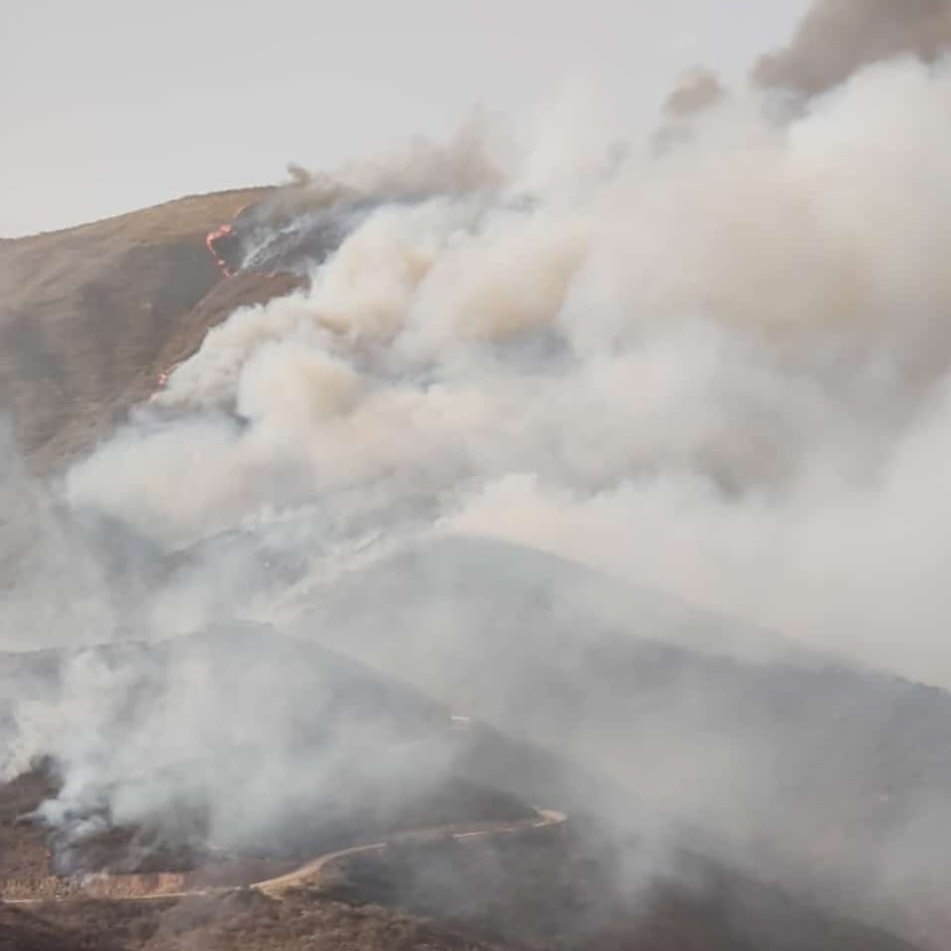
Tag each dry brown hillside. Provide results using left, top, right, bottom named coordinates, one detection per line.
left=0, top=188, right=304, bottom=472
left=0, top=759, right=924, bottom=951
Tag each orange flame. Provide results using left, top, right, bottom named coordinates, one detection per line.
left=206, top=222, right=235, bottom=277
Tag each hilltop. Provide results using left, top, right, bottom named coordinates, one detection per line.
left=0, top=188, right=299, bottom=470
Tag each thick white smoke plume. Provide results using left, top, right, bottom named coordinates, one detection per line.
left=69, top=54, right=951, bottom=687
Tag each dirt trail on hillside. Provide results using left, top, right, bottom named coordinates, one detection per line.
left=254, top=809, right=567, bottom=899
left=0, top=809, right=567, bottom=905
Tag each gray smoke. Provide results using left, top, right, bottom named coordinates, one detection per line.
left=663, top=68, right=726, bottom=117
left=753, top=0, right=951, bottom=97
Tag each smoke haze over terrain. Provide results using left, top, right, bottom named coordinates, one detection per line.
left=5, top=1, right=951, bottom=947
left=2, top=0, right=810, bottom=236
left=62, top=36, right=951, bottom=688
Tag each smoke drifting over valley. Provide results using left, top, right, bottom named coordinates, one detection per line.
left=68, top=42, right=951, bottom=687
left=4, top=2, right=951, bottom=948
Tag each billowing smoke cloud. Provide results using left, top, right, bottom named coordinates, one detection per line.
left=16, top=625, right=460, bottom=873
left=662, top=68, right=726, bottom=117
left=753, top=0, right=951, bottom=97
left=209, top=111, right=508, bottom=277
left=67, top=54, right=951, bottom=687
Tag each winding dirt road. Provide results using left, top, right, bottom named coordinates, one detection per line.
left=2, top=808, right=567, bottom=905
left=253, top=808, right=567, bottom=899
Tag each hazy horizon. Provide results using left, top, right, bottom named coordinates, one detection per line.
left=2, top=0, right=809, bottom=237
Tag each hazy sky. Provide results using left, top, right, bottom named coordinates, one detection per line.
left=2, top=0, right=809, bottom=237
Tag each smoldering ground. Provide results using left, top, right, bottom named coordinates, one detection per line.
left=4, top=1, right=951, bottom=946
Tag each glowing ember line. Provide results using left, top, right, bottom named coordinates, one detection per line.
left=206, top=222, right=235, bottom=277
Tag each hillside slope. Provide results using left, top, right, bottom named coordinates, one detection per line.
left=292, top=535, right=951, bottom=947
left=0, top=188, right=294, bottom=470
